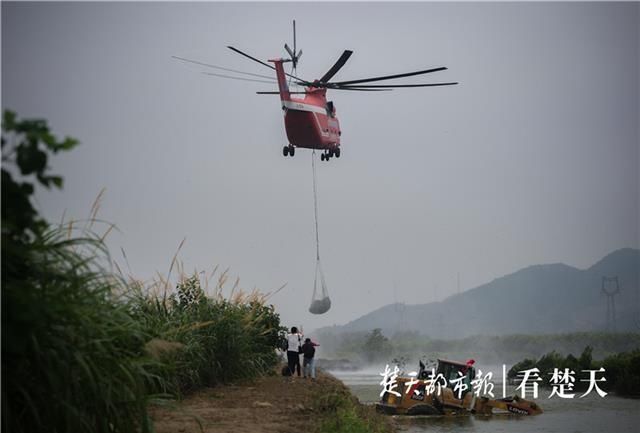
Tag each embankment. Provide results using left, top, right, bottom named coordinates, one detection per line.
left=151, top=367, right=393, bottom=433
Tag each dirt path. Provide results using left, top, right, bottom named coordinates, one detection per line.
left=150, top=369, right=352, bottom=433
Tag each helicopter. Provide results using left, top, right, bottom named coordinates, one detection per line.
left=174, top=21, right=458, bottom=161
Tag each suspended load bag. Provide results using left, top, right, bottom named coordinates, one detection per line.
left=309, top=259, right=331, bottom=314
left=308, top=150, right=331, bottom=315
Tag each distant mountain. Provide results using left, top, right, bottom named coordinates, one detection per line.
left=319, top=248, right=640, bottom=338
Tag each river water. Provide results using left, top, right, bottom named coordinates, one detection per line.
left=330, top=369, right=640, bottom=433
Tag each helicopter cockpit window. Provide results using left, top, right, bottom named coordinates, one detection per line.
left=326, top=101, right=335, bottom=117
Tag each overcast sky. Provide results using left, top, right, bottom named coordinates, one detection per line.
left=3, top=1, right=638, bottom=332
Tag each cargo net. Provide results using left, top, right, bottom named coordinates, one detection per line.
left=309, top=150, right=331, bottom=315
left=310, top=259, right=331, bottom=314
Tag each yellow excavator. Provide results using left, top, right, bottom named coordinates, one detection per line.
left=376, top=358, right=543, bottom=416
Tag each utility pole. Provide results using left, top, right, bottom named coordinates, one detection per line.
left=601, top=276, right=621, bottom=331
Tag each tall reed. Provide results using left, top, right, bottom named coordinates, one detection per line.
left=3, top=229, right=164, bottom=433
left=3, top=227, right=286, bottom=432
left=127, top=272, right=285, bottom=394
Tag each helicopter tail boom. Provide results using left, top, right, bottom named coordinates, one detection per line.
left=268, top=59, right=291, bottom=103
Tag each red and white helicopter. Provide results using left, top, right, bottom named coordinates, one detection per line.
left=174, top=21, right=457, bottom=161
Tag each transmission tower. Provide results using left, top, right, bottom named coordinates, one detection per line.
left=601, top=276, right=621, bottom=331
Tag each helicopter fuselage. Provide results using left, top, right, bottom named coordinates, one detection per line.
left=272, top=59, right=341, bottom=154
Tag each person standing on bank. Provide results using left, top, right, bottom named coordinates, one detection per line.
left=286, top=327, right=303, bottom=377
left=302, top=338, right=319, bottom=380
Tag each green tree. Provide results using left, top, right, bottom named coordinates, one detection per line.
left=2, top=109, right=81, bottom=371
left=579, top=346, right=593, bottom=370
left=1, top=110, right=77, bottom=242
left=362, top=329, right=392, bottom=363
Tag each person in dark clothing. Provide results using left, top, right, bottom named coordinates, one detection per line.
left=286, top=326, right=303, bottom=377
left=301, top=337, right=319, bottom=379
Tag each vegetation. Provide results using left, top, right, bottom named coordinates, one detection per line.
left=361, top=328, right=392, bottom=363
left=313, top=385, right=392, bottom=433
left=3, top=226, right=161, bottom=433
left=508, top=346, right=640, bottom=397
left=601, top=349, right=640, bottom=396
left=1, top=111, right=285, bottom=432
left=129, top=274, right=284, bottom=394
left=316, top=328, right=640, bottom=366
left=507, top=346, right=596, bottom=386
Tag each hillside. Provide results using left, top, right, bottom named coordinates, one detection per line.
left=318, top=248, right=639, bottom=338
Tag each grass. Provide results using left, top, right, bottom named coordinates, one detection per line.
left=2, top=224, right=286, bottom=432
left=313, top=382, right=393, bottom=433
left=127, top=270, right=284, bottom=394
left=3, top=228, right=161, bottom=433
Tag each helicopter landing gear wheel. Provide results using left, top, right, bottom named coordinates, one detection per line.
left=320, top=153, right=326, bottom=161
left=283, top=146, right=295, bottom=157
left=335, top=148, right=341, bottom=158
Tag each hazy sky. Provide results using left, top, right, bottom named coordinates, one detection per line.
left=3, top=1, right=638, bottom=332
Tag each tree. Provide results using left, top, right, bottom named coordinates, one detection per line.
left=362, top=328, right=392, bottom=363
left=2, top=110, right=78, bottom=241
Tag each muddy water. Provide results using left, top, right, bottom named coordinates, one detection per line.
left=330, top=370, right=640, bottom=433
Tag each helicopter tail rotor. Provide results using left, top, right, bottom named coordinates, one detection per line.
left=284, top=44, right=302, bottom=68
left=285, top=20, right=303, bottom=85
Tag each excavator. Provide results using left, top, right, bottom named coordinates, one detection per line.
left=376, top=358, right=543, bottom=416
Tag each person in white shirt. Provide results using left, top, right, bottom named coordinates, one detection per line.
left=286, top=326, right=303, bottom=377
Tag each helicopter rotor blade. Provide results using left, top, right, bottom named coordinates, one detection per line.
left=293, top=20, right=296, bottom=56
left=256, top=85, right=391, bottom=92
left=172, top=55, right=276, bottom=80
left=202, top=72, right=277, bottom=84
left=227, top=46, right=276, bottom=71
left=329, top=66, right=447, bottom=86
left=332, top=82, right=459, bottom=89
left=285, top=43, right=295, bottom=60
left=227, top=46, right=310, bottom=84
left=318, top=50, right=353, bottom=83
left=325, top=86, right=392, bottom=92
left=256, top=91, right=308, bottom=94
left=285, top=46, right=298, bottom=80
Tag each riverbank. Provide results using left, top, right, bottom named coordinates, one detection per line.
left=150, top=367, right=393, bottom=433
left=332, top=369, right=640, bottom=433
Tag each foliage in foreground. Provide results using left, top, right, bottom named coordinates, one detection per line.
left=313, top=387, right=392, bottom=433
left=3, top=229, right=162, bottom=433
left=2, top=110, right=284, bottom=432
